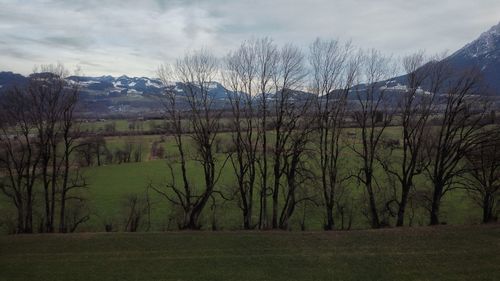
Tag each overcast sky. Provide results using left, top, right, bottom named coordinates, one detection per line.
left=0, top=0, right=499, bottom=77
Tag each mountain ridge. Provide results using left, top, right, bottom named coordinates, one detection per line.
left=446, top=21, right=500, bottom=93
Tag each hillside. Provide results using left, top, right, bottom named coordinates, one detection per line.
left=447, top=22, right=500, bottom=93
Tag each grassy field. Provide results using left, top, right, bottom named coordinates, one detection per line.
left=73, top=126, right=481, bottom=232
left=0, top=224, right=499, bottom=281
left=0, top=126, right=485, bottom=232
left=80, top=119, right=163, bottom=133
left=80, top=157, right=481, bottom=232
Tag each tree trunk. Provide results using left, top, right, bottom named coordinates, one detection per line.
left=188, top=210, right=202, bottom=230
left=430, top=185, right=442, bottom=225
left=325, top=206, right=334, bottom=230
left=25, top=187, right=33, bottom=233
left=240, top=181, right=251, bottom=229
left=59, top=190, right=67, bottom=233
left=259, top=108, right=268, bottom=229
left=366, top=179, right=380, bottom=228
left=16, top=202, right=24, bottom=234
left=96, top=147, right=101, bottom=166
left=259, top=185, right=267, bottom=229
left=43, top=184, right=50, bottom=232
left=272, top=172, right=280, bottom=229
left=483, top=193, right=494, bottom=223
left=49, top=144, right=57, bottom=233
left=396, top=185, right=411, bottom=227
left=243, top=207, right=251, bottom=229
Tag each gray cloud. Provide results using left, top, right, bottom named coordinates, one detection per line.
left=0, top=0, right=499, bottom=76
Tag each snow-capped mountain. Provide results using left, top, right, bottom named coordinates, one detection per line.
left=446, top=22, right=500, bottom=92
left=67, top=75, right=169, bottom=97
left=368, top=22, right=500, bottom=96
left=0, top=73, right=231, bottom=115
left=0, top=73, right=230, bottom=99
left=451, top=22, right=500, bottom=60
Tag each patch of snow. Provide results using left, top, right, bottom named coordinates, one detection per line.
left=206, top=82, right=219, bottom=90
left=146, top=79, right=161, bottom=88
left=127, top=89, right=142, bottom=95
left=167, top=81, right=176, bottom=86
left=80, top=80, right=101, bottom=85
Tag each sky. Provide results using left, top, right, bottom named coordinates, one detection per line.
left=0, top=0, right=499, bottom=77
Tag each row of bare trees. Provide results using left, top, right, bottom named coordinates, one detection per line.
left=0, top=39, right=498, bottom=233
left=0, top=65, right=88, bottom=233
left=152, top=38, right=499, bottom=230
left=152, top=50, right=227, bottom=229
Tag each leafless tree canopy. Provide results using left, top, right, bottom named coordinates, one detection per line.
left=154, top=50, right=229, bottom=230
left=462, top=128, right=500, bottom=223
left=425, top=67, right=490, bottom=225
left=0, top=64, right=87, bottom=234
left=309, top=38, right=359, bottom=230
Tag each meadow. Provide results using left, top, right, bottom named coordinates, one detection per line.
left=0, top=122, right=486, bottom=233
left=81, top=159, right=480, bottom=231
left=71, top=123, right=482, bottom=232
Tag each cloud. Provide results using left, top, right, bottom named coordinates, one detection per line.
left=0, top=0, right=498, bottom=76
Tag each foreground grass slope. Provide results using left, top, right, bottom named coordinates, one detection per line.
left=1, top=224, right=499, bottom=281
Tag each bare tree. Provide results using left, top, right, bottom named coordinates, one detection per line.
left=461, top=129, right=500, bottom=223
left=31, top=68, right=68, bottom=233
left=268, top=43, right=309, bottom=229
left=376, top=52, right=438, bottom=226
left=350, top=50, right=394, bottom=228
left=277, top=114, right=316, bottom=229
left=0, top=64, right=84, bottom=233
left=223, top=40, right=260, bottom=229
left=254, top=38, right=279, bottom=229
left=309, top=38, right=358, bottom=230
left=77, top=135, right=108, bottom=167
left=0, top=87, right=40, bottom=233
left=425, top=67, right=489, bottom=225
left=155, top=50, right=227, bottom=229
left=156, top=64, right=193, bottom=229
left=57, top=75, right=87, bottom=233
left=64, top=198, right=90, bottom=233
left=122, top=193, right=150, bottom=232
left=34, top=65, right=86, bottom=233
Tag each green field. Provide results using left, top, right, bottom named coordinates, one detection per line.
left=72, top=126, right=482, bottom=232
left=0, top=126, right=487, bottom=232
left=80, top=157, right=480, bottom=232
left=0, top=224, right=498, bottom=281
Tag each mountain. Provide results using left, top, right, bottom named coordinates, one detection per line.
left=0, top=73, right=231, bottom=116
left=348, top=22, right=500, bottom=98
left=66, top=75, right=165, bottom=97
left=0, top=71, right=28, bottom=91
left=445, top=22, right=500, bottom=93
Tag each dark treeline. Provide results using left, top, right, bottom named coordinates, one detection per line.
left=1, top=38, right=499, bottom=234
